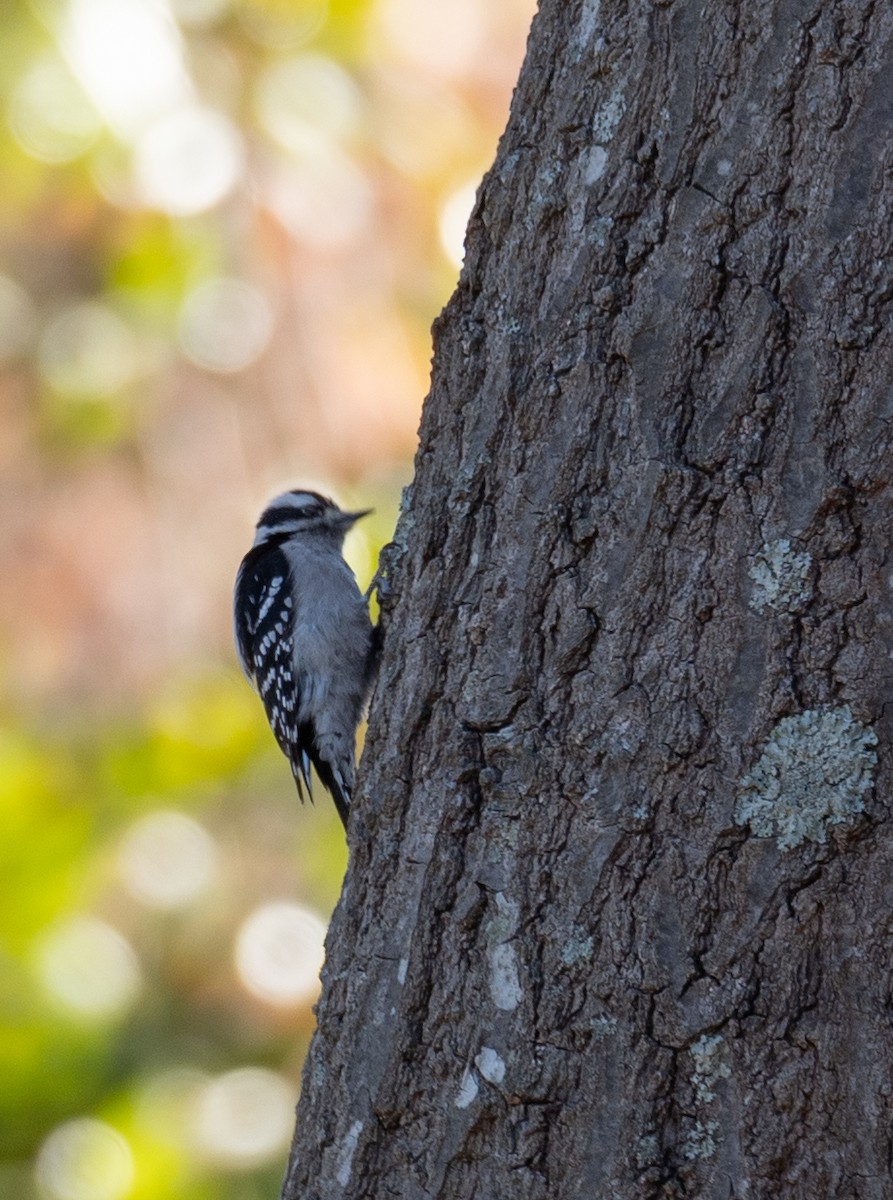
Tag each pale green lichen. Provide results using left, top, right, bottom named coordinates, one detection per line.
left=690, top=1035, right=731, bottom=1104
left=735, top=707, right=878, bottom=850
left=749, top=538, right=812, bottom=613
left=682, top=1119, right=720, bottom=1161
left=681, top=1035, right=731, bottom=1161
left=560, top=931, right=593, bottom=965
left=590, top=1013, right=617, bottom=1040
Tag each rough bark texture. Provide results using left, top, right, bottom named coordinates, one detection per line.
left=283, top=1, right=893, bottom=1196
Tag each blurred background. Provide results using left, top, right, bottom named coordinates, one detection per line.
left=0, top=1, right=534, bottom=1196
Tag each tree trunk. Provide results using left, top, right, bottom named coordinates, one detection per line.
left=283, top=0, right=893, bottom=1196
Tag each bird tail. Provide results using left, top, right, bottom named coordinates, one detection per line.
left=314, top=757, right=351, bottom=829
left=290, top=749, right=313, bottom=804
left=291, top=747, right=351, bottom=830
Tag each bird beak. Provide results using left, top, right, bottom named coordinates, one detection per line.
left=336, top=508, right=372, bottom=528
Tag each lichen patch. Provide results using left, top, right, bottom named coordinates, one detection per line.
left=735, top=706, right=878, bottom=850
left=690, top=1035, right=731, bottom=1104
left=748, top=538, right=812, bottom=613
left=681, top=1035, right=731, bottom=1161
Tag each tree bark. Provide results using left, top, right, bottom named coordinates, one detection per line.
left=283, top=0, right=893, bottom=1196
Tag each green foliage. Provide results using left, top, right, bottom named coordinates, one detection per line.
left=100, top=672, right=267, bottom=800
left=108, top=219, right=223, bottom=329
left=0, top=677, right=348, bottom=1196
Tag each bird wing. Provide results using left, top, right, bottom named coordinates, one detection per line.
left=233, top=540, right=314, bottom=801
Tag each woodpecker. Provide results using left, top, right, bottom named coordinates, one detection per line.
left=234, top=489, right=374, bottom=828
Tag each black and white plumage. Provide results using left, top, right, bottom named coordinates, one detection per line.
left=234, top=489, right=375, bottom=828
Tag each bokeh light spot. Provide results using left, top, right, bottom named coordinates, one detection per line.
left=39, top=302, right=139, bottom=397
left=194, top=1067, right=295, bottom=1166
left=266, top=150, right=372, bottom=249
left=34, top=915, right=142, bottom=1019
left=178, top=278, right=274, bottom=373
left=36, top=1119, right=134, bottom=1200
left=62, top=0, right=190, bottom=138
left=9, top=56, right=101, bottom=164
left=235, top=901, right=326, bottom=1007
left=135, top=1068, right=208, bottom=1148
left=118, top=810, right=217, bottom=910
left=134, top=105, right=243, bottom=216
left=255, top=53, right=361, bottom=153
left=236, top=0, right=327, bottom=49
